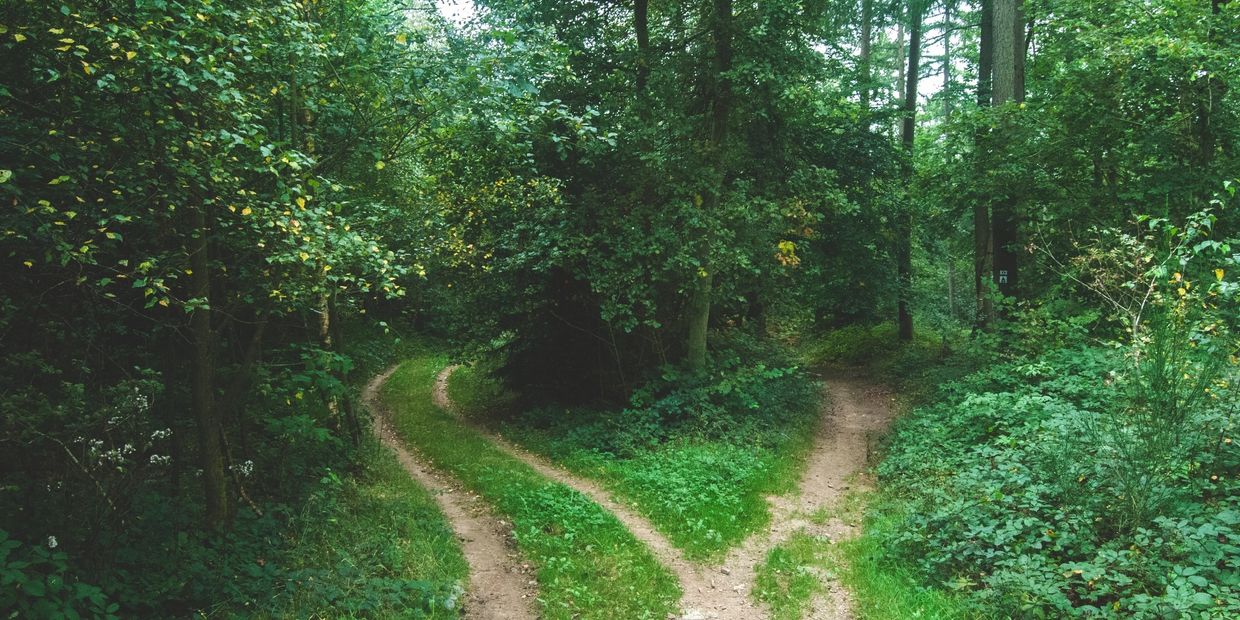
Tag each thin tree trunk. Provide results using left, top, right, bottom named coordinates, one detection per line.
left=897, top=0, right=923, bottom=342
left=860, top=0, right=873, bottom=107
left=686, top=0, right=732, bottom=372
left=636, top=0, right=650, bottom=96
left=943, top=0, right=955, bottom=121
left=974, top=0, right=995, bottom=329
left=190, top=205, right=230, bottom=528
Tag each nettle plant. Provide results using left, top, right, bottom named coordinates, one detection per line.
left=1071, top=196, right=1238, bottom=529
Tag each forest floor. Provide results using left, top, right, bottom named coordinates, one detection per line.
left=426, top=365, right=898, bottom=620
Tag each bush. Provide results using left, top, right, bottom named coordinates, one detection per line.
left=873, top=346, right=1240, bottom=618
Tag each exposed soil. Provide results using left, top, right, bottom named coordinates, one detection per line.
left=434, top=365, right=898, bottom=620
left=365, top=367, right=538, bottom=620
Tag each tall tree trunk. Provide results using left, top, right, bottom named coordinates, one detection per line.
left=1200, top=0, right=1231, bottom=170
left=897, top=0, right=923, bottom=342
left=190, top=205, right=230, bottom=528
left=635, top=0, right=650, bottom=96
left=991, top=0, right=1020, bottom=299
left=974, top=0, right=995, bottom=329
left=686, top=0, right=732, bottom=372
left=860, top=0, right=873, bottom=107
left=943, top=0, right=955, bottom=121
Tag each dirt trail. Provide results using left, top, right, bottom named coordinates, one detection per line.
left=435, top=366, right=897, bottom=620
left=364, top=367, right=537, bottom=620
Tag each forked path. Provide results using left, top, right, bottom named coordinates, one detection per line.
left=434, top=366, right=898, bottom=620
left=365, top=367, right=537, bottom=620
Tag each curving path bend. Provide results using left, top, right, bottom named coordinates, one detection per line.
left=365, top=366, right=538, bottom=620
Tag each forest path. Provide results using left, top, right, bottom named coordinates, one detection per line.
left=435, top=366, right=897, bottom=620
left=365, top=367, right=538, bottom=620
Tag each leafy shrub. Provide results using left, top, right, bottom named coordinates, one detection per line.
left=0, top=530, right=118, bottom=619
left=873, top=347, right=1240, bottom=618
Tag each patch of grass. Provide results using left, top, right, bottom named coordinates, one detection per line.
left=753, top=531, right=837, bottom=620
left=834, top=513, right=976, bottom=620
left=513, top=433, right=813, bottom=559
left=273, top=438, right=470, bottom=618
left=382, top=356, right=680, bottom=620
left=755, top=495, right=973, bottom=620
left=453, top=359, right=820, bottom=560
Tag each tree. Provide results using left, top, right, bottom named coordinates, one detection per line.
left=896, top=0, right=925, bottom=342
left=990, top=0, right=1023, bottom=299
left=974, top=0, right=995, bottom=328
left=686, top=0, right=734, bottom=372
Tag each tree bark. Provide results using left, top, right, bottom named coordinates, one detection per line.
left=973, top=0, right=995, bottom=329
left=686, top=0, right=732, bottom=372
left=190, top=204, right=230, bottom=528
left=860, top=0, right=873, bottom=107
left=943, top=0, right=955, bottom=121
left=635, top=0, right=650, bottom=96
left=897, top=0, right=923, bottom=342
left=991, top=0, right=1020, bottom=299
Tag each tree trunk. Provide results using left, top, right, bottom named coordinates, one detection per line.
left=636, top=0, right=650, bottom=96
left=991, top=0, right=1020, bottom=299
left=686, top=0, right=732, bottom=372
left=897, top=0, right=923, bottom=342
left=190, top=204, right=230, bottom=528
left=973, top=0, right=995, bottom=329
left=860, top=0, right=873, bottom=107
left=943, top=0, right=955, bottom=121
left=1200, top=0, right=1231, bottom=169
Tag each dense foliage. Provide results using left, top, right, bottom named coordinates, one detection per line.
left=1, top=0, right=1238, bottom=617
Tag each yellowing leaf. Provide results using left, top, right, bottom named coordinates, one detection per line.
left=23, top=260, right=33, bottom=268
left=295, top=197, right=306, bottom=209
left=394, top=33, right=407, bottom=45
left=48, top=28, right=64, bottom=35
left=158, top=298, right=170, bottom=307
left=13, top=33, right=26, bottom=42
left=298, top=251, right=310, bottom=262
left=125, top=50, right=137, bottom=60
left=240, top=207, right=252, bottom=216
left=374, top=160, right=386, bottom=170
left=1217, top=269, right=1226, bottom=281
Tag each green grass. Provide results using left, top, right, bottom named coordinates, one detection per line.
left=270, top=438, right=469, bottom=618
left=382, top=357, right=680, bottom=620
left=753, top=490, right=973, bottom=620
left=753, top=531, right=838, bottom=620
left=450, top=365, right=818, bottom=560
left=833, top=515, right=976, bottom=620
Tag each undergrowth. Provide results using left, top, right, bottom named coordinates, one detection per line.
left=871, top=346, right=1240, bottom=618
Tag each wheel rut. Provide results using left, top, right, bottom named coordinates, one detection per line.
left=365, top=366, right=538, bottom=620
left=433, top=365, right=898, bottom=620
